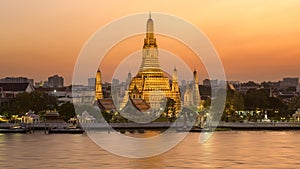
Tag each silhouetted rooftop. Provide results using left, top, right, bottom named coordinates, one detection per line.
left=0, top=83, right=31, bottom=92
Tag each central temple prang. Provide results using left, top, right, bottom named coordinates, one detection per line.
left=121, top=12, right=181, bottom=114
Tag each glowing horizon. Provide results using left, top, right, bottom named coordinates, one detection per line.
left=1, top=0, right=300, bottom=85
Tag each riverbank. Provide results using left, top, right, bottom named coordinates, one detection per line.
left=216, top=121, right=300, bottom=130
left=0, top=122, right=84, bottom=134
left=2, top=121, right=300, bottom=133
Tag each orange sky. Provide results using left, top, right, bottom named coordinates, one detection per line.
left=1, top=0, right=300, bottom=85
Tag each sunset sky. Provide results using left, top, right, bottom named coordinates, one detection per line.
left=1, top=0, right=300, bottom=85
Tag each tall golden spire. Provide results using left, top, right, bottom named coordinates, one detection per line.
left=193, top=69, right=199, bottom=84
left=172, top=67, right=178, bottom=82
left=95, top=69, right=103, bottom=100
left=144, top=11, right=156, bottom=48
left=121, top=13, right=181, bottom=113
left=140, top=12, right=160, bottom=71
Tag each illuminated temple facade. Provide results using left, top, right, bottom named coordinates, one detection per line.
left=121, top=13, right=181, bottom=112
left=95, top=69, right=103, bottom=100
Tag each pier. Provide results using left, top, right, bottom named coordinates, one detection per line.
left=216, top=122, right=300, bottom=130
left=2, top=122, right=300, bottom=134
left=0, top=123, right=84, bottom=134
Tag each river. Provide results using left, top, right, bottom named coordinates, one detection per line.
left=1, top=130, right=300, bottom=168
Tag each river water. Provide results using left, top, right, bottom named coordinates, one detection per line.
left=1, top=130, right=300, bottom=168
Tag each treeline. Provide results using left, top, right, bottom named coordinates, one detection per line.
left=2, top=88, right=300, bottom=123
left=219, top=88, right=300, bottom=122
left=0, top=91, right=76, bottom=121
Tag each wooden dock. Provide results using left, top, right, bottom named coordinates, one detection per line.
left=0, top=123, right=84, bottom=134
left=0, top=128, right=27, bottom=133
left=48, top=128, right=84, bottom=134
left=2, top=122, right=300, bottom=134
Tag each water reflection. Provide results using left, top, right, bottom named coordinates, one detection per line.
left=0, top=131, right=300, bottom=168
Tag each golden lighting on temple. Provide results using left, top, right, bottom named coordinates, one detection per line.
left=121, top=12, right=181, bottom=112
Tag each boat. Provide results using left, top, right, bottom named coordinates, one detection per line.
left=48, top=127, right=84, bottom=134
left=176, top=126, right=203, bottom=132
left=0, top=125, right=27, bottom=133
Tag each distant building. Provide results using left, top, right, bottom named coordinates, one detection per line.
left=238, top=81, right=260, bottom=94
left=71, top=85, right=95, bottom=104
left=48, top=75, right=64, bottom=88
left=181, top=80, right=187, bottom=86
left=36, top=86, right=74, bottom=105
left=43, top=81, right=49, bottom=88
left=219, top=80, right=226, bottom=86
left=21, top=110, right=40, bottom=123
left=199, top=85, right=211, bottom=100
left=261, top=81, right=279, bottom=88
left=102, top=82, right=112, bottom=98
left=112, top=78, right=119, bottom=86
left=203, top=79, right=210, bottom=86
left=297, top=85, right=300, bottom=94
left=34, top=81, right=43, bottom=88
left=77, top=111, right=96, bottom=123
left=203, top=79, right=218, bottom=87
left=228, top=81, right=240, bottom=86
left=0, top=83, right=34, bottom=99
left=88, top=78, right=96, bottom=88
left=280, top=78, right=299, bottom=87
left=0, top=77, right=34, bottom=86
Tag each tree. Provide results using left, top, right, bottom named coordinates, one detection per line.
left=203, top=99, right=211, bottom=109
left=8, top=91, right=58, bottom=116
left=287, top=96, right=300, bottom=115
left=223, top=88, right=244, bottom=122
left=101, top=110, right=113, bottom=123
left=266, top=97, right=288, bottom=120
left=244, top=89, right=269, bottom=110
left=163, top=98, right=176, bottom=122
left=59, top=102, right=76, bottom=121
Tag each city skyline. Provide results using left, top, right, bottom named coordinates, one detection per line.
left=1, top=1, right=300, bottom=85
left=1, top=74, right=300, bottom=88
left=2, top=2, right=300, bottom=168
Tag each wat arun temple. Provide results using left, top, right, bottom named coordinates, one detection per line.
left=120, top=13, right=182, bottom=112
left=96, top=13, right=201, bottom=115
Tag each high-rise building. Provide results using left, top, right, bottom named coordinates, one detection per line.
left=121, top=13, right=181, bottom=112
left=88, top=78, right=96, bottom=88
left=48, top=75, right=64, bottom=88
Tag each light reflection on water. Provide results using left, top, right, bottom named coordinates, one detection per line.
left=1, top=131, right=300, bottom=168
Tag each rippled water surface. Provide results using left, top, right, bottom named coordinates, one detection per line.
left=1, top=131, right=300, bottom=168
